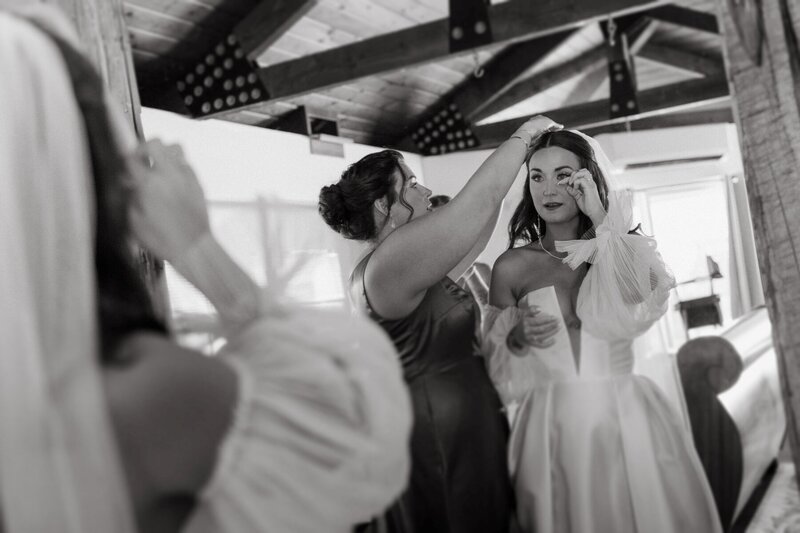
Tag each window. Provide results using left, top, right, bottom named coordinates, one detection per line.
left=164, top=197, right=359, bottom=352
left=636, top=178, right=732, bottom=350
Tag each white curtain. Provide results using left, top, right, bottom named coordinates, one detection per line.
left=725, top=175, right=765, bottom=318
left=258, top=197, right=366, bottom=310
left=727, top=176, right=748, bottom=319
left=167, top=197, right=365, bottom=350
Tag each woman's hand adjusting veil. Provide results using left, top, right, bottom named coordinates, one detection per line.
left=127, top=139, right=265, bottom=329
left=510, top=115, right=563, bottom=150
left=558, top=169, right=606, bottom=227
left=127, top=139, right=211, bottom=264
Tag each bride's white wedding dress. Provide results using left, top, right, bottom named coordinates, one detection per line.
left=483, top=203, right=722, bottom=533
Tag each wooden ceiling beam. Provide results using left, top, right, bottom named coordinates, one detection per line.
left=248, top=0, right=671, bottom=107
left=473, top=75, right=730, bottom=148
left=473, top=17, right=658, bottom=122
left=582, top=107, right=733, bottom=135
left=455, top=29, right=577, bottom=122
left=637, top=42, right=724, bottom=76
left=145, top=0, right=316, bottom=112
left=647, top=4, right=719, bottom=34
left=560, top=18, right=659, bottom=105
left=627, top=15, right=661, bottom=50
left=235, top=0, right=318, bottom=61
left=392, top=28, right=576, bottom=150
left=474, top=46, right=607, bottom=122
left=564, top=66, right=610, bottom=103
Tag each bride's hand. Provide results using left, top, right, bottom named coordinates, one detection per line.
left=559, top=169, right=606, bottom=226
left=510, top=307, right=561, bottom=350
left=127, top=139, right=212, bottom=264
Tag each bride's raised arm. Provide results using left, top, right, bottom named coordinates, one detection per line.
left=555, top=193, right=676, bottom=340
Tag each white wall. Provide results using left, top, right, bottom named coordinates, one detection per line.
left=597, top=123, right=744, bottom=190
left=140, top=107, right=425, bottom=204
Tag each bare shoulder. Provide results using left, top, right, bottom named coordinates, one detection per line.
left=493, top=245, right=544, bottom=277
left=104, top=331, right=238, bottom=499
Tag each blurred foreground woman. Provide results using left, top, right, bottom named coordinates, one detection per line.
left=0, top=8, right=410, bottom=533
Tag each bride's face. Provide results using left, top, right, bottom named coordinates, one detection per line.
left=528, top=146, right=581, bottom=224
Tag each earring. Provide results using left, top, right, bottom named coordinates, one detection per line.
left=534, top=214, right=542, bottom=237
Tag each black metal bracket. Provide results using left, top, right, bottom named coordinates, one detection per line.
left=606, top=19, right=640, bottom=119
left=176, top=34, right=270, bottom=117
left=448, top=0, right=493, bottom=54
left=411, top=101, right=479, bottom=155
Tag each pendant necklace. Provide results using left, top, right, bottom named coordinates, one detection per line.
left=538, top=235, right=564, bottom=260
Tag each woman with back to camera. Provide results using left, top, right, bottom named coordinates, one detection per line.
left=483, top=129, right=722, bottom=533
left=0, top=8, right=410, bottom=533
left=319, top=115, right=561, bottom=533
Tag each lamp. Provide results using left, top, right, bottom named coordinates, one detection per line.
left=677, top=255, right=724, bottom=330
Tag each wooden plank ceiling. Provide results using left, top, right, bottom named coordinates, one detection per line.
left=124, top=0, right=729, bottom=151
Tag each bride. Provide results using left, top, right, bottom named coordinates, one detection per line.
left=483, top=129, right=723, bottom=533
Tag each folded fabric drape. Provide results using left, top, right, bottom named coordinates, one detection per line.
left=0, top=10, right=137, bottom=532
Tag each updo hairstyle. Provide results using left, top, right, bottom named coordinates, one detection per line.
left=319, top=149, right=403, bottom=241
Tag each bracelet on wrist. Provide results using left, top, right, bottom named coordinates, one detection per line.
left=509, top=134, right=530, bottom=151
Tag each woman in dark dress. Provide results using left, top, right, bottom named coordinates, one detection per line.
left=319, top=115, right=560, bottom=533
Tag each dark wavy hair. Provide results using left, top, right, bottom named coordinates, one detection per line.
left=36, top=24, right=168, bottom=361
left=508, top=130, right=610, bottom=248
left=318, top=149, right=403, bottom=241
left=429, top=194, right=451, bottom=210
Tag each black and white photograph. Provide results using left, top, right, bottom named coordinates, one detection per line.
left=1, top=0, right=799, bottom=531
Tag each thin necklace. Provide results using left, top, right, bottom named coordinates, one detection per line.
left=538, top=235, right=564, bottom=260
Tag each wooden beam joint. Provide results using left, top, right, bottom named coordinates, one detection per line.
left=175, top=34, right=270, bottom=117
left=172, top=0, right=316, bottom=117
left=410, top=101, right=479, bottom=155
left=606, top=17, right=640, bottom=117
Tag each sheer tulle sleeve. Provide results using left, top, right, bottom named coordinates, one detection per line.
left=481, top=305, right=545, bottom=407
left=555, top=194, right=676, bottom=340
left=183, top=298, right=412, bottom=533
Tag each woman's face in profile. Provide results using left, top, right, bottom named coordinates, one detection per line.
left=528, top=146, right=581, bottom=224
left=392, top=160, right=433, bottom=224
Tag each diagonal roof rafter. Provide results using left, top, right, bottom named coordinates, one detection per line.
left=473, top=75, right=730, bottom=148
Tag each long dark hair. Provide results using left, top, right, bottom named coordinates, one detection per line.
left=508, top=130, right=610, bottom=248
left=35, top=24, right=168, bottom=360
left=318, top=149, right=403, bottom=241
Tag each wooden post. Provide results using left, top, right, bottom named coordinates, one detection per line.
left=42, top=0, right=144, bottom=135
left=717, top=0, right=800, bottom=480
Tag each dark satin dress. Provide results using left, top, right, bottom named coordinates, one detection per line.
left=351, top=254, right=513, bottom=533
